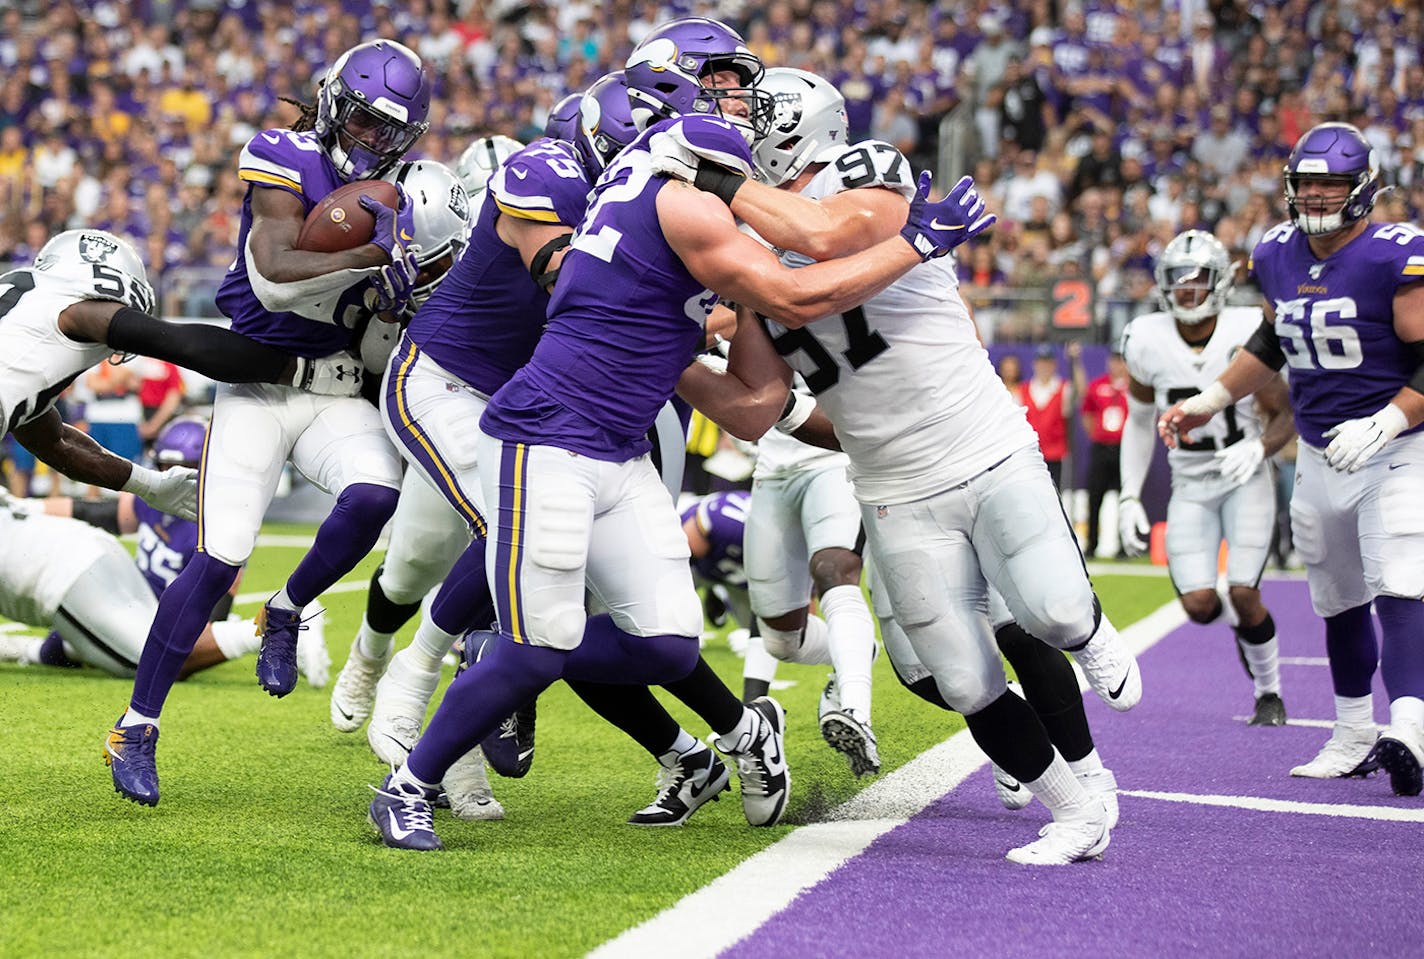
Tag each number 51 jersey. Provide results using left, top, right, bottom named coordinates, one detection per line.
left=1120, top=306, right=1265, bottom=485
left=760, top=140, right=1039, bottom=506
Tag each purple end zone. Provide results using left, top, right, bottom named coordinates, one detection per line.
left=723, top=579, right=1424, bottom=959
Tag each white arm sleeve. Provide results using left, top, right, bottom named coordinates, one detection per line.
left=1119, top=394, right=1156, bottom=500
left=244, top=236, right=380, bottom=320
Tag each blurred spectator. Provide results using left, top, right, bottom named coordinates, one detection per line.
left=1079, top=350, right=1129, bottom=559
left=997, top=353, right=1024, bottom=404
left=137, top=359, right=186, bottom=449
left=1021, top=343, right=1077, bottom=491
left=80, top=360, right=143, bottom=465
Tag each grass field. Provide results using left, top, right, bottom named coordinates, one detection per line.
left=0, top=525, right=1177, bottom=958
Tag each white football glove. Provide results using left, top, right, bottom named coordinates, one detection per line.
left=124, top=463, right=198, bottom=521
left=1118, top=495, right=1150, bottom=558
left=1323, top=404, right=1409, bottom=473
left=1214, top=437, right=1265, bottom=488
left=646, top=129, right=701, bottom=182
left=293, top=351, right=365, bottom=396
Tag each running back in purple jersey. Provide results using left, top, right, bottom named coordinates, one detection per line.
left=131, top=497, right=199, bottom=598
left=683, top=489, right=750, bottom=588
left=405, top=139, right=592, bottom=397
left=1250, top=220, right=1424, bottom=446
left=481, top=118, right=730, bottom=461
left=214, top=129, right=364, bottom=359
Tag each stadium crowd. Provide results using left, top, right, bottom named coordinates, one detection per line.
left=1, top=0, right=1421, bottom=342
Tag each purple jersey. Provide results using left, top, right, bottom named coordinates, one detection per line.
left=481, top=123, right=718, bottom=461
left=406, top=140, right=592, bottom=396
left=214, top=129, right=358, bottom=358
left=1251, top=221, right=1424, bottom=446
left=132, top=497, right=198, bottom=598
left=683, top=490, right=749, bottom=588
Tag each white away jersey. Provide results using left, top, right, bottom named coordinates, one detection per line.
left=0, top=494, right=110, bottom=626
left=761, top=141, right=1038, bottom=504
left=1120, top=306, right=1266, bottom=482
left=0, top=265, right=120, bottom=434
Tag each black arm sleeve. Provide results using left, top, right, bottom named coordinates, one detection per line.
left=106, top=308, right=295, bottom=385
left=529, top=234, right=571, bottom=290
left=1409, top=340, right=1424, bottom=395
left=1243, top=316, right=1287, bottom=371
left=70, top=498, right=123, bottom=536
left=210, top=592, right=235, bottom=622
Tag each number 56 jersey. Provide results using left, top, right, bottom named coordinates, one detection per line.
left=1120, top=306, right=1265, bottom=486
left=760, top=140, right=1038, bottom=506
left=1250, top=220, right=1424, bottom=447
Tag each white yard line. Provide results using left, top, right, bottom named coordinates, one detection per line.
left=1119, top=789, right=1424, bottom=823
left=588, top=600, right=1187, bottom=959
left=1279, top=656, right=1330, bottom=666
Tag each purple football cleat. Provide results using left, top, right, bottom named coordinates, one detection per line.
left=464, top=630, right=536, bottom=778
left=255, top=604, right=303, bottom=697
left=104, top=715, right=160, bottom=806
left=369, top=774, right=443, bottom=851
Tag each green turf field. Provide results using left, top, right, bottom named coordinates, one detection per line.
left=0, top=525, right=1176, bottom=958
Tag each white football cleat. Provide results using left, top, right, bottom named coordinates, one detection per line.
left=1076, top=766, right=1120, bottom=830
left=1071, top=628, right=1142, bottom=711
left=443, top=747, right=505, bottom=821
left=296, top=606, right=331, bottom=689
left=991, top=763, right=1033, bottom=810
left=330, top=637, right=392, bottom=733
left=817, top=673, right=840, bottom=724
left=820, top=708, right=881, bottom=777
left=0, top=633, right=37, bottom=664
left=367, top=647, right=443, bottom=765
left=1006, top=812, right=1110, bottom=865
left=1290, top=723, right=1379, bottom=778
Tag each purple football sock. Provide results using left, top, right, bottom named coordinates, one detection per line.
left=1375, top=595, right=1424, bottom=701
left=561, top=613, right=699, bottom=685
left=283, top=483, right=398, bottom=608
left=404, top=632, right=565, bottom=785
left=429, top=538, right=497, bottom=635
left=1324, top=603, right=1379, bottom=698
left=129, top=552, right=241, bottom=716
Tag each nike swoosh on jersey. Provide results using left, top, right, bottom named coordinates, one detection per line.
left=929, top=218, right=965, bottom=231
left=262, top=132, right=282, bottom=144
left=387, top=808, right=417, bottom=840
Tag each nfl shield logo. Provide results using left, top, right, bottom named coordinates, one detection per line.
left=876, top=505, right=888, bottom=519
left=79, top=233, right=119, bottom=264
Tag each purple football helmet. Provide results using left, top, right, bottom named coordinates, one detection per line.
left=1283, top=122, right=1380, bottom=235
left=153, top=417, right=207, bottom=468
left=573, top=72, right=640, bottom=179
left=314, top=40, right=432, bottom=181
left=544, top=93, right=582, bottom=141
left=624, top=17, right=774, bottom=144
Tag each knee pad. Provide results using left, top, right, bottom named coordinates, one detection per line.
left=758, top=622, right=802, bottom=662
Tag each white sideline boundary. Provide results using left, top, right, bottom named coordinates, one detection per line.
left=588, top=600, right=1188, bottom=959
left=1120, top=789, right=1424, bottom=823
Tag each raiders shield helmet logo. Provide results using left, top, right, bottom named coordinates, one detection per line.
left=78, top=233, right=120, bottom=264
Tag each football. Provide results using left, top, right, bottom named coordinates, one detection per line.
left=294, top=179, right=400, bottom=253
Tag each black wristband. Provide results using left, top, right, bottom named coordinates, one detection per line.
left=1243, top=316, right=1287, bottom=371
left=693, top=163, right=746, bottom=205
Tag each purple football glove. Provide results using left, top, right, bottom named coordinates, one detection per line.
left=359, top=184, right=417, bottom=262
left=899, top=172, right=997, bottom=261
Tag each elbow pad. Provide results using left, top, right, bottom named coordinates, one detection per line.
left=244, top=237, right=377, bottom=319
left=1243, top=317, right=1287, bottom=371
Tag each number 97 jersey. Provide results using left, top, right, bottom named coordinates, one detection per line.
left=1120, top=306, right=1265, bottom=485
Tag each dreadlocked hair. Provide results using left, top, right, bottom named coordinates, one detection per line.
left=281, top=96, right=319, bottom=133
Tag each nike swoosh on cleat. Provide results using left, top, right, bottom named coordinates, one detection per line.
left=1109, top=674, right=1130, bottom=699
left=929, top=219, right=965, bottom=231
left=380, top=733, right=413, bottom=755
left=335, top=705, right=355, bottom=721
left=517, top=749, right=534, bottom=761
left=387, top=809, right=416, bottom=841
left=1389, top=464, right=1405, bottom=470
